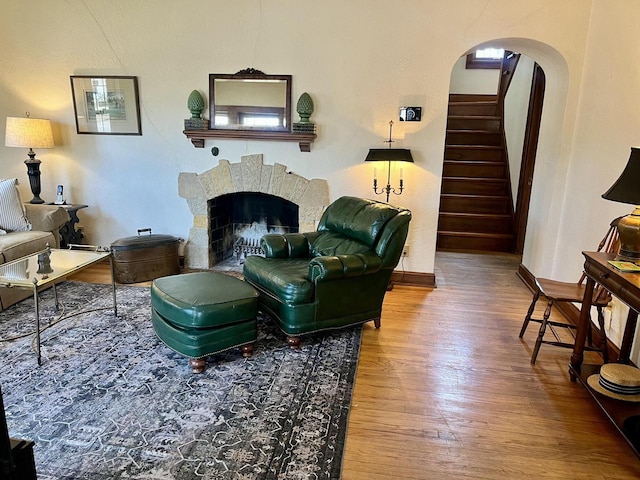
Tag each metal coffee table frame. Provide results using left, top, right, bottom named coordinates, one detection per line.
left=0, top=245, right=117, bottom=365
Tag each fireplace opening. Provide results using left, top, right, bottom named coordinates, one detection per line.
left=209, top=192, right=299, bottom=265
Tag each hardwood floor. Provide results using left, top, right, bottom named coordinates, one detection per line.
left=342, top=252, right=640, bottom=479
left=70, top=253, right=640, bottom=478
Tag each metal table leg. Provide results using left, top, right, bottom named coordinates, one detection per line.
left=109, top=254, right=117, bottom=317
left=32, top=280, right=41, bottom=366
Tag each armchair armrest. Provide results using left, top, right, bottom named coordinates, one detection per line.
left=24, top=204, right=70, bottom=233
left=261, top=233, right=312, bottom=258
left=309, top=252, right=382, bottom=282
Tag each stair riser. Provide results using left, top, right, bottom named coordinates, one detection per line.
left=443, top=163, right=505, bottom=178
left=441, top=179, right=509, bottom=196
left=448, top=104, right=497, bottom=116
left=439, top=195, right=512, bottom=214
left=446, top=132, right=502, bottom=146
left=447, top=117, right=501, bottom=131
left=437, top=233, right=514, bottom=252
left=444, top=147, right=503, bottom=161
left=438, top=215, right=513, bottom=234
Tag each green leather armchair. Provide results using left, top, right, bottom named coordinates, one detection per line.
left=242, top=196, right=411, bottom=346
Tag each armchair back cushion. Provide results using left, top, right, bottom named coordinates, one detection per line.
left=243, top=196, right=411, bottom=337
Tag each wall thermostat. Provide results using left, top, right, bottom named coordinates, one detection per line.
left=399, top=107, right=422, bottom=122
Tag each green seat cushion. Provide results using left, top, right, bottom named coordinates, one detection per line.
left=243, top=257, right=314, bottom=304
left=151, top=272, right=258, bottom=329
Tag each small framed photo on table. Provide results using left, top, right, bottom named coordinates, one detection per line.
left=70, top=75, right=142, bottom=135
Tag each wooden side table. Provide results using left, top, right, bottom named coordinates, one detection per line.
left=26, top=203, right=88, bottom=248
left=55, top=204, right=88, bottom=247
left=570, top=251, right=640, bottom=457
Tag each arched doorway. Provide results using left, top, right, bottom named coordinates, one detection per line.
left=437, top=47, right=546, bottom=256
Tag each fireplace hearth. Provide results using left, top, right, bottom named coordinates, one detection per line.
left=179, top=154, right=329, bottom=269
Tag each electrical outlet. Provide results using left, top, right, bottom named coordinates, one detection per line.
left=402, top=245, right=410, bottom=257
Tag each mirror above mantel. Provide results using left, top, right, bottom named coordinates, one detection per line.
left=211, top=71, right=291, bottom=132
left=183, top=69, right=316, bottom=152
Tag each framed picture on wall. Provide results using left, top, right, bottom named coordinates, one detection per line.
left=70, top=75, right=142, bottom=135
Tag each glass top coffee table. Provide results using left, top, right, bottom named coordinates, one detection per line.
left=0, top=246, right=117, bottom=365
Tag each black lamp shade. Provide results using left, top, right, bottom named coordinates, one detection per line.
left=602, top=147, right=640, bottom=205
left=365, top=148, right=414, bottom=162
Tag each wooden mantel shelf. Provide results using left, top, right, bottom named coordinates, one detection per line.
left=183, top=129, right=317, bottom=152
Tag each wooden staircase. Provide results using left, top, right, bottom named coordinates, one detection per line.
left=437, top=94, right=515, bottom=253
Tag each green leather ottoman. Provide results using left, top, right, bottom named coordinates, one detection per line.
left=151, top=272, right=259, bottom=373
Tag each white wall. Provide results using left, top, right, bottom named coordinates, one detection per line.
left=553, top=2, right=640, bottom=358
left=449, top=56, right=500, bottom=94
left=0, top=0, right=598, bottom=278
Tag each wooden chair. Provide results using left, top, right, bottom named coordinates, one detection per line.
left=519, top=217, right=621, bottom=364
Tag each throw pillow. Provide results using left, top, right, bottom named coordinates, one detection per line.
left=0, top=178, right=31, bottom=234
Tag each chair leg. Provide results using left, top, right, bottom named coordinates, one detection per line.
left=596, top=306, right=609, bottom=364
left=531, top=299, right=553, bottom=365
left=519, top=290, right=540, bottom=338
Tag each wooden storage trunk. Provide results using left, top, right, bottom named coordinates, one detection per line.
left=111, top=229, right=180, bottom=284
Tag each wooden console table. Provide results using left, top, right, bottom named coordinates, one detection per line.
left=569, top=251, right=640, bottom=456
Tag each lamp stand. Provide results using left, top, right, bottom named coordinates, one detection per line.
left=373, top=159, right=404, bottom=203
left=24, top=149, right=44, bottom=204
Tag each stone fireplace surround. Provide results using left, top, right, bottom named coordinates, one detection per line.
left=178, top=154, right=330, bottom=269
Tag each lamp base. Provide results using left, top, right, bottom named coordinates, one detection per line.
left=24, top=155, right=45, bottom=205
left=616, top=208, right=640, bottom=263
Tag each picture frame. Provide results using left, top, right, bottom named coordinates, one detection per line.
left=70, top=75, right=142, bottom=135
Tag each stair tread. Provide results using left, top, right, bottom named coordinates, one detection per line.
left=447, top=115, right=500, bottom=120
left=449, top=101, right=498, bottom=106
left=439, top=212, right=511, bottom=218
left=446, top=145, right=502, bottom=149
left=447, top=129, right=501, bottom=133
left=441, top=193, right=511, bottom=199
left=438, top=231, right=514, bottom=238
left=443, top=160, right=504, bottom=164
left=443, top=176, right=507, bottom=182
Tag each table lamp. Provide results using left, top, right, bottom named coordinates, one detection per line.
left=602, top=147, right=640, bottom=262
left=4, top=114, right=54, bottom=204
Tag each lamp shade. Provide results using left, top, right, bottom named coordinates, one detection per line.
left=602, top=147, right=640, bottom=205
left=5, top=116, right=54, bottom=149
left=364, top=148, right=414, bottom=162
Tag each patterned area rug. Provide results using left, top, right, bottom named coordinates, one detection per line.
left=0, top=281, right=362, bottom=479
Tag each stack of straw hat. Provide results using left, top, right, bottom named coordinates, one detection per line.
left=587, top=363, right=640, bottom=402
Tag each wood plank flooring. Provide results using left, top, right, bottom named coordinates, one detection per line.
left=70, top=252, right=640, bottom=479
left=342, top=252, right=640, bottom=479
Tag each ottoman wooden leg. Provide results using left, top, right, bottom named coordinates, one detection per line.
left=241, top=344, right=254, bottom=357
left=286, top=336, right=301, bottom=349
left=189, top=358, right=206, bottom=373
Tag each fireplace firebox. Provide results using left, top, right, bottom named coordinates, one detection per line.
left=209, top=192, right=299, bottom=265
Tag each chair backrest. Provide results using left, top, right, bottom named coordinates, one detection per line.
left=581, top=216, right=622, bottom=303
left=312, top=196, right=412, bottom=269
left=578, top=216, right=621, bottom=284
